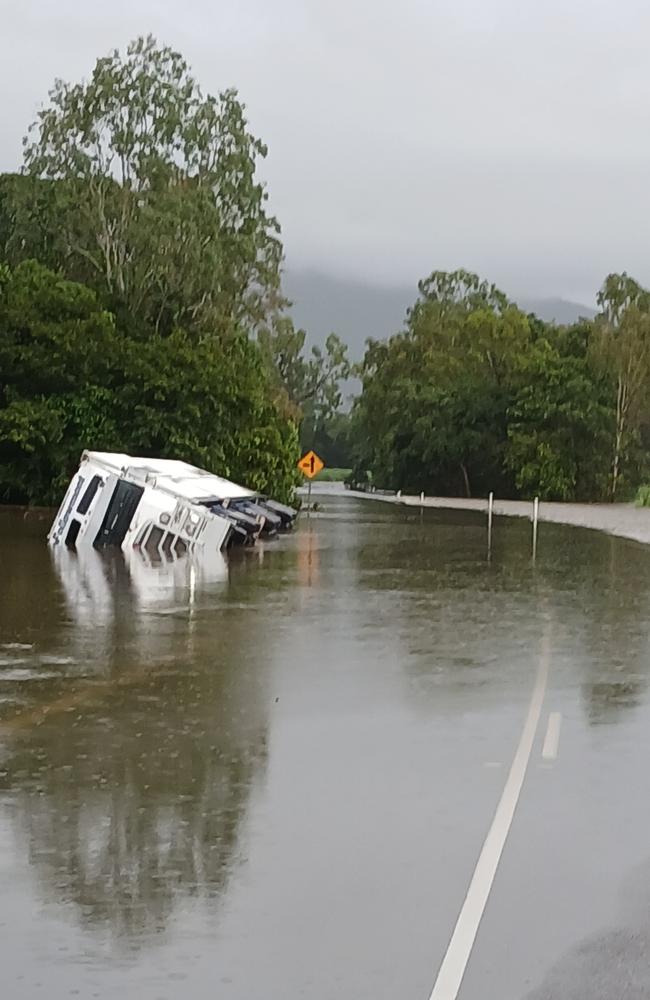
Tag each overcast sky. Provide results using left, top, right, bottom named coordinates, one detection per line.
left=2, top=0, right=650, bottom=304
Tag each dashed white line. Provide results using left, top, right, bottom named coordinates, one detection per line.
left=542, top=712, right=562, bottom=761
left=427, top=629, right=550, bottom=1000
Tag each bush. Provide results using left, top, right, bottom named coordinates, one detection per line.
left=314, top=467, right=352, bottom=482
left=0, top=261, right=300, bottom=506
left=635, top=484, right=650, bottom=507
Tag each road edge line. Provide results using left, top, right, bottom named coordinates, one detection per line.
left=427, top=630, right=550, bottom=1000
left=542, top=711, right=562, bottom=761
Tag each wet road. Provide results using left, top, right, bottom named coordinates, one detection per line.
left=1, top=496, right=650, bottom=999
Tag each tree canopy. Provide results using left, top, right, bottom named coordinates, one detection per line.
left=2, top=37, right=650, bottom=508
left=350, top=269, right=647, bottom=501
left=19, top=35, right=282, bottom=338
left=256, top=317, right=351, bottom=450
left=0, top=261, right=298, bottom=505
left=592, top=274, right=650, bottom=498
left=0, top=37, right=355, bottom=506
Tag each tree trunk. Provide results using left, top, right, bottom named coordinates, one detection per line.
left=460, top=462, right=471, bottom=498
left=611, top=375, right=625, bottom=501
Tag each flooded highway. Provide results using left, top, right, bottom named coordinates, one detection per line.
left=1, top=494, right=650, bottom=999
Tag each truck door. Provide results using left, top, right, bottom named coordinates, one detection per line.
left=94, top=480, right=144, bottom=548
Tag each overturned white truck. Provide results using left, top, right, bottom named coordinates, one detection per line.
left=48, top=451, right=296, bottom=555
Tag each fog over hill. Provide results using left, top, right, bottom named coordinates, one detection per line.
left=284, top=271, right=597, bottom=360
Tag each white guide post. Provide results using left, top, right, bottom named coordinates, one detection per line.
left=532, top=496, right=539, bottom=560
left=487, top=492, right=494, bottom=553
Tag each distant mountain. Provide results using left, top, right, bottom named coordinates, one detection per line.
left=516, top=297, right=596, bottom=325
left=283, top=270, right=596, bottom=359
left=283, top=271, right=412, bottom=360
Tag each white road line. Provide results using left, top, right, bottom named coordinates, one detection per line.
left=542, top=712, right=562, bottom=761
left=427, top=629, right=550, bottom=1000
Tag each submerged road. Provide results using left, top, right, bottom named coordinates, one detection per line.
left=339, top=484, right=650, bottom=548
left=1, top=497, right=650, bottom=998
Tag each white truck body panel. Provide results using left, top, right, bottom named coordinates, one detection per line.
left=48, top=452, right=237, bottom=555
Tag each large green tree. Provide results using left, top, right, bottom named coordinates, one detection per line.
left=351, top=270, right=619, bottom=501
left=20, top=36, right=283, bottom=337
left=0, top=38, right=308, bottom=507
left=0, top=260, right=121, bottom=503
left=593, top=273, right=650, bottom=499
left=506, top=343, right=612, bottom=500
left=352, top=271, right=532, bottom=495
left=0, top=261, right=298, bottom=505
left=257, top=317, right=350, bottom=442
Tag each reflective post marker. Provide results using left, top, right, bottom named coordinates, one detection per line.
left=487, top=492, right=494, bottom=557
left=532, top=496, right=539, bottom=561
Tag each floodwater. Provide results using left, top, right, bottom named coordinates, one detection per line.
left=1, top=495, right=650, bottom=999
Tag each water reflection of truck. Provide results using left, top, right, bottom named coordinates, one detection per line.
left=2, top=539, right=270, bottom=947
left=48, top=451, right=296, bottom=554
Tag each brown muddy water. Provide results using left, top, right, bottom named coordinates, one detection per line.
left=1, top=496, right=650, bottom=1000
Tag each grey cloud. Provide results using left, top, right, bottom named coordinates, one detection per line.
left=2, top=0, right=650, bottom=304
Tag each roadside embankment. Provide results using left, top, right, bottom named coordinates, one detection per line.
left=300, top=482, right=650, bottom=547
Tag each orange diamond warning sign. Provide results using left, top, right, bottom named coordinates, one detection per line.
left=297, top=450, right=324, bottom=479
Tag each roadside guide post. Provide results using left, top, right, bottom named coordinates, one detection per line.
left=297, top=450, right=325, bottom=514
left=487, top=491, right=494, bottom=557
left=532, top=496, right=539, bottom=561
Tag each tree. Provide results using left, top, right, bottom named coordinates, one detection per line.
left=350, top=270, right=624, bottom=501
left=410, top=269, right=509, bottom=320
left=0, top=261, right=299, bottom=506
left=351, top=271, right=532, bottom=495
left=257, top=317, right=350, bottom=435
left=21, top=36, right=283, bottom=336
left=305, top=410, right=355, bottom=469
left=0, top=260, right=122, bottom=503
left=506, top=344, right=612, bottom=500
left=593, top=273, right=650, bottom=499
left=118, top=326, right=299, bottom=501
left=0, top=39, right=309, bottom=508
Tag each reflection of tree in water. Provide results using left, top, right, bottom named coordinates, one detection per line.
left=500, top=525, right=650, bottom=725
left=352, top=511, right=546, bottom=704
left=1, top=666, right=268, bottom=944
left=584, top=677, right=643, bottom=723
left=352, top=511, right=650, bottom=725
left=0, top=510, right=60, bottom=647
left=0, top=542, right=273, bottom=947
left=572, top=535, right=650, bottom=724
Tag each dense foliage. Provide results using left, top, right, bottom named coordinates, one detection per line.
left=256, top=317, right=350, bottom=436
left=0, top=37, right=341, bottom=506
left=2, top=36, right=649, bottom=508
left=0, top=261, right=299, bottom=505
left=350, top=270, right=650, bottom=501
left=19, top=35, right=282, bottom=338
